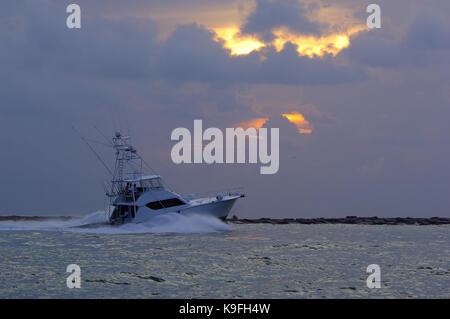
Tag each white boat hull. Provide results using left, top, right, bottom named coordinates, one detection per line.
left=113, top=195, right=241, bottom=224
left=181, top=197, right=239, bottom=220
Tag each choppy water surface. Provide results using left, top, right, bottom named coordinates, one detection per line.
left=0, top=213, right=448, bottom=298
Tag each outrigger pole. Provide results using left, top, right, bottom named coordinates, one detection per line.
left=72, top=126, right=113, bottom=177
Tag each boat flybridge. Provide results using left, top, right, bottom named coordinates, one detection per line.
left=106, top=131, right=245, bottom=224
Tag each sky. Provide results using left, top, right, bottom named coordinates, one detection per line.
left=0, top=0, right=449, bottom=218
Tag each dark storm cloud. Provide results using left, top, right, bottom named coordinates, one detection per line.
left=3, top=1, right=448, bottom=86
left=343, top=12, right=450, bottom=68
left=253, top=42, right=365, bottom=85
left=406, top=12, right=450, bottom=50
left=241, top=0, right=321, bottom=41
left=343, top=30, right=406, bottom=68
left=262, top=114, right=303, bottom=149
left=1, top=4, right=363, bottom=91
left=4, top=9, right=157, bottom=78
left=154, top=24, right=233, bottom=84
left=155, top=24, right=364, bottom=85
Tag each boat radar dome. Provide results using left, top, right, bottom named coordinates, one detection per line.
left=115, top=131, right=121, bottom=138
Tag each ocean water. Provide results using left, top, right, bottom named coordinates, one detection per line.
left=0, top=212, right=448, bottom=298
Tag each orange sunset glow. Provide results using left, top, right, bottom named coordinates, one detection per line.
left=214, top=28, right=265, bottom=55
left=282, top=113, right=313, bottom=134
left=236, top=117, right=269, bottom=129
left=273, top=25, right=367, bottom=57
left=214, top=25, right=367, bottom=57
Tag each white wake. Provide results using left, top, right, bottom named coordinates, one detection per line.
left=0, top=211, right=232, bottom=234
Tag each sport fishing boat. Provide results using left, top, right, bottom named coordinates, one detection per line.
left=106, top=131, right=245, bottom=224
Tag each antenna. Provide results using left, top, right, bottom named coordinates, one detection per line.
left=72, top=126, right=113, bottom=176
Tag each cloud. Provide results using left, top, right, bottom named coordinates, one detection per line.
left=343, top=12, right=450, bottom=68
left=253, top=42, right=365, bottom=85
left=155, top=24, right=233, bottom=84
left=240, top=0, right=321, bottom=41
left=282, top=113, right=313, bottom=134
left=1, top=3, right=159, bottom=79
left=406, top=12, right=450, bottom=50
left=262, top=114, right=304, bottom=148
left=155, top=24, right=365, bottom=85
left=1, top=2, right=366, bottom=89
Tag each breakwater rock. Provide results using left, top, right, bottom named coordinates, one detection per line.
left=226, top=216, right=450, bottom=225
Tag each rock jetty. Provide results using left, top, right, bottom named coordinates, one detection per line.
left=0, top=215, right=449, bottom=226
left=226, top=216, right=450, bottom=225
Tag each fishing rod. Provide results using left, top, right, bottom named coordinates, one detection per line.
left=72, top=126, right=113, bottom=177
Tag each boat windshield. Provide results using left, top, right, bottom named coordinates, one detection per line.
left=140, top=177, right=164, bottom=190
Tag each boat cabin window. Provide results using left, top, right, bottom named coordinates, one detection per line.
left=146, top=201, right=164, bottom=210
left=161, top=198, right=185, bottom=207
left=145, top=198, right=185, bottom=210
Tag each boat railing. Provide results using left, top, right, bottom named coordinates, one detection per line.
left=183, top=187, right=245, bottom=200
